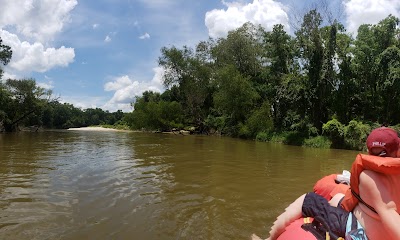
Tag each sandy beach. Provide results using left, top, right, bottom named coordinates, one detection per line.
left=67, top=126, right=128, bottom=132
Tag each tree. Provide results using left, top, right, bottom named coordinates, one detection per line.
left=352, top=15, right=400, bottom=123
left=213, top=65, right=259, bottom=135
left=212, top=22, right=264, bottom=79
left=373, top=16, right=400, bottom=123
left=125, top=91, right=184, bottom=131
left=2, top=79, right=52, bottom=132
left=0, top=37, right=12, bottom=79
left=332, top=24, right=356, bottom=124
left=295, top=9, right=343, bottom=131
left=263, top=24, right=297, bottom=129
left=158, top=43, right=213, bottom=128
left=0, top=82, right=11, bottom=125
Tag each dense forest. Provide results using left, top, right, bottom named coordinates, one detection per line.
left=0, top=78, right=124, bottom=132
left=123, top=11, right=400, bottom=150
left=1, top=10, right=400, bottom=150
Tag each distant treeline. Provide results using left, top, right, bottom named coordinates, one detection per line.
left=2, top=10, right=400, bottom=150
left=0, top=78, right=125, bottom=132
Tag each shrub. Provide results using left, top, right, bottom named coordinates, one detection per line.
left=204, top=114, right=227, bottom=134
left=322, top=119, right=345, bottom=148
left=125, top=100, right=184, bottom=131
left=244, top=101, right=274, bottom=138
left=289, top=115, right=318, bottom=137
left=303, top=136, right=331, bottom=148
left=238, top=122, right=250, bottom=138
left=344, top=120, right=371, bottom=150
left=255, top=131, right=271, bottom=142
left=390, top=124, right=400, bottom=133
left=284, top=131, right=305, bottom=146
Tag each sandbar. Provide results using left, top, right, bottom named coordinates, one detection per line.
left=67, top=126, right=127, bottom=132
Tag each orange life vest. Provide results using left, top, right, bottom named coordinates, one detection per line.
left=340, top=153, right=400, bottom=212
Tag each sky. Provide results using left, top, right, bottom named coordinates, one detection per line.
left=0, top=0, right=400, bottom=112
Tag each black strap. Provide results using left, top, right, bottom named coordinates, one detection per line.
left=351, top=189, right=377, bottom=213
left=301, top=216, right=342, bottom=240
left=301, top=220, right=326, bottom=240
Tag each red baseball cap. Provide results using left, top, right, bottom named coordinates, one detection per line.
left=366, top=127, right=400, bottom=156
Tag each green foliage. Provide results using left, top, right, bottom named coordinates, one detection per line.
left=204, top=113, right=227, bottom=134
left=289, top=115, right=318, bottom=138
left=0, top=37, right=12, bottom=78
left=125, top=91, right=184, bottom=131
left=267, top=131, right=290, bottom=143
left=255, top=131, right=273, bottom=142
left=303, top=136, right=332, bottom=149
left=212, top=22, right=264, bottom=77
left=344, top=120, right=371, bottom=150
left=390, top=124, right=400, bottom=133
left=238, top=101, right=274, bottom=138
left=213, top=65, right=259, bottom=123
left=1, top=78, right=51, bottom=131
left=322, top=119, right=345, bottom=148
left=283, top=131, right=305, bottom=146
left=241, top=101, right=274, bottom=138
left=238, top=122, right=250, bottom=139
left=274, top=74, right=306, bottom=131
left=158, top=43, right=213, bottom=126
left=295, top=10, right=328, bottom=130
left=137, top=13, right=400, bottom=150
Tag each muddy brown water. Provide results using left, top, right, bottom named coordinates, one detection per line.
left=0, top=130, right=358, bottom=239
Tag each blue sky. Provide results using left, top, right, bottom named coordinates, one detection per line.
left=1, top=0, right=399, bottom=112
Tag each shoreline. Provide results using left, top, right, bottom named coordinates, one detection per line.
left=67, top=127, right=193, bottom=135
left=67, top=126, right=130, bottom=132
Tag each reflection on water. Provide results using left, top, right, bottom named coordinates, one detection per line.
left=0, top=131, right=359, bottom=239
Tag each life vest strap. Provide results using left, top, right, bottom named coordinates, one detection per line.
left=351, top=189, right=377, bottom=214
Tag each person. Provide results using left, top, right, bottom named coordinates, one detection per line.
left=251, top=127, right=400, bottom=240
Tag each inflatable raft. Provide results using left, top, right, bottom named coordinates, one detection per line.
left=277, top=173, right=350, bottom=240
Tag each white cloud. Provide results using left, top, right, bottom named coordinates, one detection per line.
left=205, top=0, right=289, bottom=38
left=344, top=0, right=400, bottom=34
left=92, top=23, right=99, bottom=29
left=1, top=71, right=17, bottom=80
left=104, top=75, right=134, bottom=91
left=37, top=80, right=54, bottom=89
left=139, top=33, right=150, bottom=39
left=0, top=30, right=75, bottom=73
left=59, top=95, right=107, bottom=110
left=0, top=0, right=76, bottom=75
left=104, top=35, right=112, bottom=42
left=0, top=0, right=78, bottom=42
left=103, top=67, right=165, bottom=112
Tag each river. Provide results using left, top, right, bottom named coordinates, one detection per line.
left=0, top=130, right=359, bottom=240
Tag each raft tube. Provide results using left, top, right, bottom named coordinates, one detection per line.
left=276, top=174, right=350, bottom=240
left=277, top=218, right=315, bottom=240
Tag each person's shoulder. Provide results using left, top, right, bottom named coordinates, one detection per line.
left=360, top=170, right=385, bottom=182
left=359, top=170, right=387, bottom=197
left=361, top=169, right=400, bottom=184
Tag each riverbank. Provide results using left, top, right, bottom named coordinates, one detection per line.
left=67, top=126, right=131, bottom=132
left=66, top=126, right=189, bottom=135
